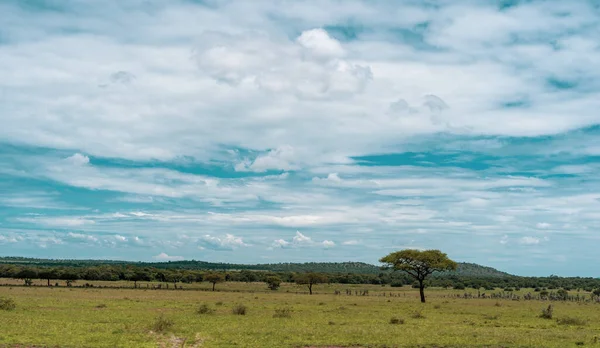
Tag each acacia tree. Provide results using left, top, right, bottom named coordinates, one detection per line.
left=38, top=268, right=60, bottom=287
left=380, top=249, right=457, bottom=303
left=294, top=272, right=328, bottom=295
left=204, top=272, right=225, bottom=291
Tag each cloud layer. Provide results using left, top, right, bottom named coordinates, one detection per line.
left=1, top=0, right=599, bottom=276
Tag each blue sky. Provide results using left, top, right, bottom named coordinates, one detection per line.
left=1, top=0, right=600, bottom=277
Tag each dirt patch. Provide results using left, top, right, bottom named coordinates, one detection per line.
left=153, top=333, right=205, bottom=348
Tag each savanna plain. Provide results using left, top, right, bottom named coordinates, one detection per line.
left=1, top=282, right=599, bottom=348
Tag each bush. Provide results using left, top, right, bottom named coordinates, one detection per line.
left=557, top=289, right=569, bottom=300
left=540, top=305, right=553, bottom=319
left=273, top=307, right=292, bottom=318
left=215, top=301, right=224, bottom=306
left=592, top=289, right=600, bottom=297
left=390, top=281, right=404, bottom=287
left=197, top=304, right=214, bottom=314
left=152, top=314, right=174, bottom=332
left=265, top=276, right=282, bottom=291
left=453, top=283, right=465, bottom=290
left=411, top=310, right=425, bottom=319
left=0, top=297, right=16, bottom=311
left=557, top=317, right=587, bottom=326
left=95, top=303, right=107, bottom=309
left=389, top=317, right=405, bottom=325
left=232, top=304, right=247, bottom=315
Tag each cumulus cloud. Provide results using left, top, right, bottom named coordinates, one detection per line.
left=193, top=28, right=371, bottom=99
left=198, top=234, right=249, bottom=251
left=153, top=252, right=184, bottom=261
left=66, top=232, right=98, bottom=243
left=272, top=231, right=335, bottom=249
left=64, top=153, right=90, bottom=166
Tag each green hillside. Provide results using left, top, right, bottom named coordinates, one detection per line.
left=0, top=257, right=510, bottom=277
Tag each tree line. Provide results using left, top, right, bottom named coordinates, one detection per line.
left=1, top=262, right=599, bottom=293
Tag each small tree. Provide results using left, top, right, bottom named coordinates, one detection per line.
left=16, top=268, right=38, bottom=286
left=265, top=276, right=282, bottom=290
left=38, top=268, right=59, bottom=287
left=204, top=272, right=225, bottom=291
left=380, top=249, right=457, bottom=303
left=294, top=272, right=328, bottom=295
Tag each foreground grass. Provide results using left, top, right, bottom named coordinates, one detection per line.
left=0, top=285, right=599, bottom=347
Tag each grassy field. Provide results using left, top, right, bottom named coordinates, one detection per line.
left=0, top=282, right=599, bottom=348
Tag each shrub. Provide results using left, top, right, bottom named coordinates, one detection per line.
left=152, top=314, right=174, bottom=333
left=557, top=289, right=569, bottom=300
left=494, top=301, right=502, bottom=307
left=95, top=303, right=107, bottom=309
left=557, top=317, right=587, bottom=326
left=389, top=317, right=405, bottom=325
left=232, top=304, right=247, bottom=315
left=0, top=297, right=16, bottom=311
left=540, top=305, right=553, bottom=319
left=453, top=283, right=465, bottom=290
left=197, top=304, right=214, bottom=314
left=592, top=289, right=600, bottom=297
left=390, top=281, right=404, bottom=287
left=265, top=276, right=282, bottom=291
left=215, top=301, right=224, bottom=306
left=411, top=310, right=425, bottom=319
left=273, top=307, right=292, bottom=318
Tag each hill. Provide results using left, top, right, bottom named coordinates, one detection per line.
left=0, top=257, right=510, bottom=277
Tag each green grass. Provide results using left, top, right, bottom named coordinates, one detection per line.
left=0, top=284, right=599, bottom=347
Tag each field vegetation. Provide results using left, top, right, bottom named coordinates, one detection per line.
left=1, top=282, right=599, bottom=347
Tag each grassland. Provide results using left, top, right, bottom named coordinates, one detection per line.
left=1, top=282, right=599, bottom=348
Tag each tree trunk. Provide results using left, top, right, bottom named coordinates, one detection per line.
left=212, top=282, right=216, bottom=291
left=419, top=280, right=426, bottom=303
left=308, top=283, right=313, bottom=295
left=134, top=280, right=137, bottom=288
left=47, top=278, right=51, bottom=287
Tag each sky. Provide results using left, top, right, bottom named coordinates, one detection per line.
left=1, top=0, right=600, bottom=277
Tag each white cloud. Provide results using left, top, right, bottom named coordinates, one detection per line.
left=64, top=153, right=90, bottom=166
left=153, top=252, right=184, bottom=261
left=0, top=235, right=19, bottom=244
left=272, top=231, right=335, bottom=249
left=198, top=234, right=249, bottom=251
left=17, top=216, right=95, bottom=227
left=271, top=239, right=290, bottom=248
left=236, top=146, right=299, bottom=172
left=322, top=240, right=335, bottom=248
left=66, top=232, right=98, bottom=243
left=342, top=239, right=360, bottom=246
left=292, top=231, right=313, bottom=244
left=536, top=222, right=551, bottom=229
left=115, top=235, right=128, bottom=242
left=519, top=236, right=541, bottom=245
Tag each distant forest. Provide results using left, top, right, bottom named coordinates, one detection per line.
left=1, top=257, right=599, bottom=291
